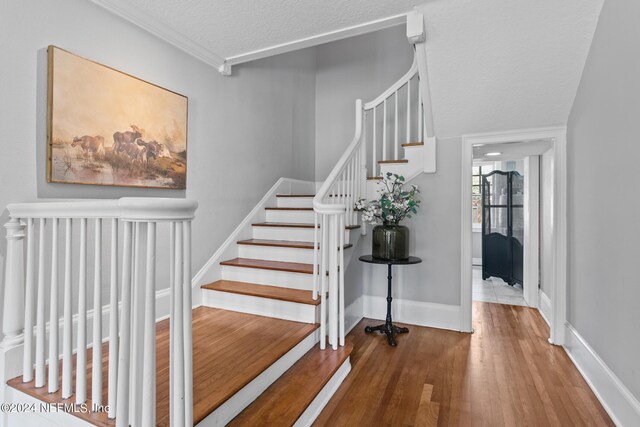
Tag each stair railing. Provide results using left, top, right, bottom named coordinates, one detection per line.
left=364, top=53, right=423, bottom=177
left=313, top=48, right=431, bottom=351
left=1, top=198, right=197, bottom=427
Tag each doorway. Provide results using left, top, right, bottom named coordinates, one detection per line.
left=460, top=128, right=568, bottom=345
left=472, top=159, right=527, bottom=306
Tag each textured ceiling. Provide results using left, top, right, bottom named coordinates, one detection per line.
left=417, top=0, right=603, bottom=136
left=101, top=0, right=417, bottom=59
left=93, top=0, right=603, bottom=137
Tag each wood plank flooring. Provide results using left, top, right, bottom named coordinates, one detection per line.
left=314, top=302, right=613, bottom=427
left=229, top=341, right=353, bottom=426
left=8, top=307, right=318, bottom=426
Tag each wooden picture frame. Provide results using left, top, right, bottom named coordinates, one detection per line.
left=47, top=46, right=188, bottom=189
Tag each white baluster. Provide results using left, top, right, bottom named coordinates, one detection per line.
left=339, top=214, right=345, bottom=347
left=108, top=219, right=118, bottom=419
left=406, top=79, right=411, bottom=144
left=62, top=218, right=73, bottom=399
left=48, top=218, right=59, bottom=392
left=169, top=222, right=175, bottom=427
left=116, top=221, right=133, bottom=426
left=172, top=222, right=185, bottom=427
left=382, top=99, right=387, bottom=161
left=23, top=218, right=35, bottom=383
left=394, top=91, right=399, bottom=160
left=76, top=218, right=87, bottom=404
left=345, top=162, right=352, bottom=227
left=92, top=218, right=102, bottom=409
left=312, top=212, right=319, bottom=300
left=1, top=218, right=25, bottom=349
left=141, top=222, right=156, bottom=427
left=319, top=214, right=328, bottom=350
left=372, top=107, right=377, bottom=174
left=183, top=221, right=193, bottom=427
left=329, top=215, right=339, bottom=350
left=418, top=79, right=424, bottom=142
left=130, top=223, right=146, bottom=424
left=35, top=218, right=46, bottom=387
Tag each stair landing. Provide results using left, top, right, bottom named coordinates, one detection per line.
left=7, top=307, right=318, bottom=426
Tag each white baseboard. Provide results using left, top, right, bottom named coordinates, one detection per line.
left=472, top=257, right=482, bottom=266
left=564, top=323, right=640, bottom=427
left=363, top=295, right=460, bottom=331
left=538, top=290, right=551, bottom=326
left=294, top=358, right=351, bottom=427
left=344, top=296, right=364, bottom=335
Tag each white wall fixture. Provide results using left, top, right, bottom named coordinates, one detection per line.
left=461, top=127, right=566, bottom=342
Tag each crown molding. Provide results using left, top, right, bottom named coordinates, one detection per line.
left=90, top=0, right=226, bottom=70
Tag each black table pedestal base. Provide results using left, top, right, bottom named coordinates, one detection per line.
left=365, top=322, right=409, bottom=347
left=358, top=256, right=421, bottom=347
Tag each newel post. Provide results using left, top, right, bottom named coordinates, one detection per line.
left=1, top=218, right=26, bottom=348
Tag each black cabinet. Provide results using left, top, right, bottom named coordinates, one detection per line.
left=482, top=171, right=524, bottom=286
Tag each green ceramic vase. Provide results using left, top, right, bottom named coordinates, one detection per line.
left=372, top=224, right=410, bottom=261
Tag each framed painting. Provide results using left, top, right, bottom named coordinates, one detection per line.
left=46, top=46, right=188, bottom=189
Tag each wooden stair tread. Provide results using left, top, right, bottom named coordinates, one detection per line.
left=7, top=307, right=319, bottom=426
left=367, top=176, right=383, bottom=180
left=237, top=239, right=353, bottom=250
left=253, top=222, right=360, bottom=230
left=265, top=207, right=314, bottom=211
left=402, top=141, right=424, bottom=147
left=378, top=159, right=409, bottom=164
left=253, top=222, right=317, bottom=228
left=221, top=258, right=314, bottom=274
left=229, top=340, right=353, bottom=426
left=202, top=280, right=320, bottom=305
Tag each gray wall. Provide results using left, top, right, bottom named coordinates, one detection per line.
left=566, top=0, right=640, bottom=400
left=314, top=26, right=413, bottom=180
left=0, top=0, right=316, bottom=327
left=362, top=137, right=463, bottom=305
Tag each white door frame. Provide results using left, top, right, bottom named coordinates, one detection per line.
left=460, top=127, right=567, bottom=345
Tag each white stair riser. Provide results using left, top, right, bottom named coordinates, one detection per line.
left=379, top=163, right=409, bottom=177
left=276, top=197, right=314, bottom=208
left=252, top=226, right=352, bottom=245
left=266, top=210, right=315, bottom=224
left=238, top=244, right=316, bottom=264
left=403, top=145, right=424, bottom=165
left=221, top=266, right=313, bottom=290
left=197, top=330, right=319, bottom=427
left=202, top=289, right=318, bottom=323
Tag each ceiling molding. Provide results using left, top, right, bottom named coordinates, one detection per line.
left=224, top=13, right=408, bottom=67
left=90, top=0, right=226, bottom=69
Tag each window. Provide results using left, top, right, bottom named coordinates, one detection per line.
left=472, top=163, right=495, bottom=225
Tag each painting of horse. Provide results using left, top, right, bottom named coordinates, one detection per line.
left=47, top=46, right=188, bottom=189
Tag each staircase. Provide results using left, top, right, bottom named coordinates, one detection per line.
left=1, top=13, right=435, bottom=427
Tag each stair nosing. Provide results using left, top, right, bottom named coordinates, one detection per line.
left=202, top=280, right=321, bottom=306
left=237, top=239, right=353, bottom=250
left=378, top=159, right=409, bottom=164
left=265, top=207, right=314, bottom=211
left=220, top=258, right=315, bottom=275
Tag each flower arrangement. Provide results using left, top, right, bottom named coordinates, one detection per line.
left=355, top=173, right=421, bottom=225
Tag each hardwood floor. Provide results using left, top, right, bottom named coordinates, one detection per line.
left=8, top=307, right=318, bottom=426
left=314, top=302, right=613, bottom=427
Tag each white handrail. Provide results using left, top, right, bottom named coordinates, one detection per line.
left=7, top=198, right=197, bottom=220
left=314, top=100, right=363, bottom=212
left=1, top=197, right=197, bottom=426
left=364, top=56, right=417, bottom=110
